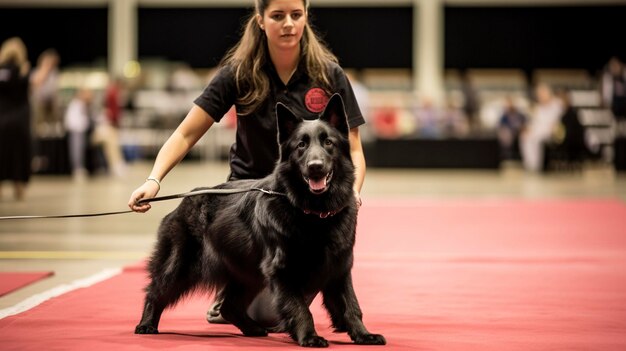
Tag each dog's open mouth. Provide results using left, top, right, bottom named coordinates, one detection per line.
left=303, top=170, right=333, bottom=194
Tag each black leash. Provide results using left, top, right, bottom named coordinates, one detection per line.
left=0, top=210, right=135, bottom=220
left=0, top=187, right=286, bottom=221
left=135, top=187, right=286, bottom=204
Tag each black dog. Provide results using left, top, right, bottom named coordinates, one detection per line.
left=135, top=94, right=385, bottom=347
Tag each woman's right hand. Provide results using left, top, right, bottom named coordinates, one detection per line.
left=127, top=106, right=214, bottom=213
left=128, top=180, right=160, bottom=213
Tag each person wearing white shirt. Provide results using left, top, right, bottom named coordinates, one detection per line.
left=520, top=83, right=563, bottom=172
left=64, top=88, right=93, bottom=178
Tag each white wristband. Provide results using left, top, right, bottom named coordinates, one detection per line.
left=146, top=177, right=161, bottom=190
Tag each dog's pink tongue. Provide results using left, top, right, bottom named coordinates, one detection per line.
left=308, top=178, right=326, bottom=190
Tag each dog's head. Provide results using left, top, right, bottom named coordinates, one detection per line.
left=276, top=94, right=353, bottom=196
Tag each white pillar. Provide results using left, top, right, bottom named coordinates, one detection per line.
left=414, top=0, right=444, bottom=103
left=109, top=0, right=137, bottom=77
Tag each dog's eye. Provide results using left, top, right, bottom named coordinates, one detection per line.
left=298, top=141, right=307, bottom=148
left=324, top=139, right=333, bottom=146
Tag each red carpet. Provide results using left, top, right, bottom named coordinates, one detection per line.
left=0, top=272, right=53, bottom=297
left=1, top=199, right=625, bottom=350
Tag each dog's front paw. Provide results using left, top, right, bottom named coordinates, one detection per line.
left=135, top=324, right=158, bottom=334
left=353, top=333, right=386, bottom=345
left=299, top=335, right=329, bottom=348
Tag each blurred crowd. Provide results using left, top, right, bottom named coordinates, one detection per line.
left=0, top=37, right=128, bottom=201
left=1, top=35, right=625, bottom=200
left=367, top=58, right=626, bottom=173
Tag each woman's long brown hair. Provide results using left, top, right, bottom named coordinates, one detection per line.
left=221, top=0, right=337, bottom=114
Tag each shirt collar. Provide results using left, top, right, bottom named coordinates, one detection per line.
left=264, top=52, right=307, bottom=86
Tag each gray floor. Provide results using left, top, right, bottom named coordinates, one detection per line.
left=1, top=160, right=625, bottom=310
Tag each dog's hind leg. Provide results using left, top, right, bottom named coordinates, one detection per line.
left=322, top=273, right=386, bottom=345
left=135, top=222, right=200, bottom=334
left=135, top=286, right=168, bottom=334
left=219, top=283, right=268, bottom=337
left=135, top=277, right=200, bottom=334
left=135, top=273, right=199, bottom=334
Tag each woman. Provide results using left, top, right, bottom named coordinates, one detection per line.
left=0, top=37, right=32, bottom=200
left=128, top=0, right=367, bottom=325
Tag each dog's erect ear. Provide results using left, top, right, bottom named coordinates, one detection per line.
left=320, top=93, right=349, bottom=136
left=276, top=102, right=302, bottom=145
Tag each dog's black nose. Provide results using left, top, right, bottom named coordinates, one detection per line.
left=307, top=160, right=324, bottom=174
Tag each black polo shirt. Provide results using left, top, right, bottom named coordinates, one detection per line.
left=194, top=60, right=365, bottom=180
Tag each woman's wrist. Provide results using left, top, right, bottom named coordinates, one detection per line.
left=146, top=176, right=161, bottom=191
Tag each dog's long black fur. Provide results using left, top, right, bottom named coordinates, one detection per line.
left=135, top=94, right=386, bottom=347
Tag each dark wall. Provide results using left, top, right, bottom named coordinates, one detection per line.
left=309, top=7, right=413, bottom=68
left=444, top=5, right=626, bottom=74
left=0, top=8, right=108, bottom=68
left=137, top=7, right=250, bottom=67
left=137, top=6, right=413, bottom=69
left=2, top=5, right=625, bottom=73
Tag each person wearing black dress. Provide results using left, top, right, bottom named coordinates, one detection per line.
left=0, top=37, right=55, bottom=200
left=0, top=37, right=33, bottom=201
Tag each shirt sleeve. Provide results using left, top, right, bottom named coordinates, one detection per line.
left=193, top=66, right=238, bottom=123
left=329, top=63, right=366, bottom=129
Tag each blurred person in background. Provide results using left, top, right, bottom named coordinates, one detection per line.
left=601, top=56, right=626, bottom=135
left=440, top=97, right=469, bottom=139
left=497, top=95, right=527, bottom=160
left=0, top=37, right=55, bottom=200
left=104, top=76, right=124, bottom=129
left=91, top=79, right=128, bottom=178
left=97, top=76, right=128, bottom=177
left=601, top=57, right=626, bottom=117
left=554, top=90, right=587, bottom=167
left=127, top=0, right=367, bottom=326
left=520, top=83, right=563, bottom=172
left=31, top=48, right=61, bottom=137
left=64, top=87, right=94, bottom=180
left=414, top=96, right=442, bottom=139
left=461, top=71, right=481, bottom=132
left=0, top=37, right=31, bottom=200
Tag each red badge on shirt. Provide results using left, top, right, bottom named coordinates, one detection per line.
left=305, top=88, right=329, bottom=113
